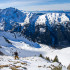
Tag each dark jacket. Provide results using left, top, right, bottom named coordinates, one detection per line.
left=14, top=52, right=18, bottom=56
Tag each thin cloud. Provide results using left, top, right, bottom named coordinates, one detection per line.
left=27, top=3, right=70, bottom=11
left=0, top=0, right=41, bottom=8
left=0, top=0, right=70, bottom=11
left=0, top=0, right=55, bottom=7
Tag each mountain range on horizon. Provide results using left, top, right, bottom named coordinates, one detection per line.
left=0, top=7, right=70, bottom=30
left=0, top=7, right=70, bottom=48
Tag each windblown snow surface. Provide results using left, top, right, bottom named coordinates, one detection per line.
left=0, top=31, right=69, bottom=70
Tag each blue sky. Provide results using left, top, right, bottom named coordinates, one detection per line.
left=0, top=0, right=70, bottom=11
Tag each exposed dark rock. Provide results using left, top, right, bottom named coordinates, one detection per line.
left=0, top=51, right=4, bottom=55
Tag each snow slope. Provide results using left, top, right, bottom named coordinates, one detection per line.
left=35, top=14, right=46, bottom=26
left=40, top=44, right=70, bottom=67
left=0, top=31, right=41, bottom=56
left=0, top=31, right=70, bottom=68
left=0, top=56, right=67, bottom=70
left=46, top=47, right=70, bottom=67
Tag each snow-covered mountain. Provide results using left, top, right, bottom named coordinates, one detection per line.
left=0, top=7, right=26, bottom=31
left=0, top=8, right=70, bottom=70
left=0, top=7, right=70, bottom=47
left=0, top=7, right=70, bottom=31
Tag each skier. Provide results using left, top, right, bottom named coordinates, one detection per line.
left=14, top=51, right=19, bottom=59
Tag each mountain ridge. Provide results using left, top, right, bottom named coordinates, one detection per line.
left=0, top=7, right=70, bottom=31
left=0, top=7, right=70, bottom=47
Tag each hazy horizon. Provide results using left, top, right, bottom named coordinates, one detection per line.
left=0, top=0, right=70, bottom=11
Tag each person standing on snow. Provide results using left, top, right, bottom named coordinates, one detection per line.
left=14, top=51, right=19, bottom=59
